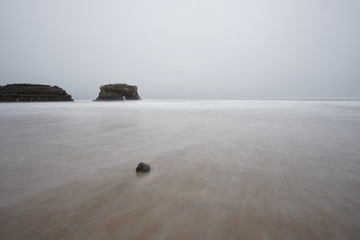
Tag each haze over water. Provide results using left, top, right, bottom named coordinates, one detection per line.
left=0, top=100, right=360, bottom=239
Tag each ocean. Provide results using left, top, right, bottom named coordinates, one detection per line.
left=0, top=100, right=359, bottom=239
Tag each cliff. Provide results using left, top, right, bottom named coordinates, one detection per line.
left=95, top=84, right=141, bottom=101
left=0, top=84, right=73, bottom=102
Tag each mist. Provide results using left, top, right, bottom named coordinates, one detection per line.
left=0, top=0, right=359, bottom=100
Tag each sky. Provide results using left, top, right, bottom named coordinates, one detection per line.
left=0, top=0, right=359, bottom=100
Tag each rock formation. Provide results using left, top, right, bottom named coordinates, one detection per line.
left=0, top=84, right=73, bottom=102
left=136, top=162, right=150, bottom=172
left=95, top=84, right=141, bottom=101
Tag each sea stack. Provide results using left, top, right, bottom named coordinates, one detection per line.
left=95, top=84, right=141, bottom=101
left=0, top=84, right=73, bottom=102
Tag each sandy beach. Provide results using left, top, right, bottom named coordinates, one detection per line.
left=0, top=100, right=359, bottom=239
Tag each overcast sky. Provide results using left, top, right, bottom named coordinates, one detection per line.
left=0, top=0, right=359, bottom=99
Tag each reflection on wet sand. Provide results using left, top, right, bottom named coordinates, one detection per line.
left=136, top=171, right=150, bottom=178
left=0, top=100, right=360, bottom=239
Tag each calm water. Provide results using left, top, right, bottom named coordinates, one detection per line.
left=0, top=100, right=360, bottom=239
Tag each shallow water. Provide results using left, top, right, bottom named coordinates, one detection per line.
left=0, top=100, right=360, bottom=239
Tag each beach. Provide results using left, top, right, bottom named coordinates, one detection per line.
left=0, top=100, right=359, bottom=239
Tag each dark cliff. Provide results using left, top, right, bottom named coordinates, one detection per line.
left=95, top=84, right=141, bottom=101
left=0, top=84, right=73, bottom=102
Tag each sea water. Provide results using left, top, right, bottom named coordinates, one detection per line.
left=0, top=100, right=359, bottom=239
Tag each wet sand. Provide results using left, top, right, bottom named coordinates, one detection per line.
left=0, top=100, right=360, bottom=239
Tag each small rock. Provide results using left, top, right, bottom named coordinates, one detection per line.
left=136, top=162, right=150, bottom=172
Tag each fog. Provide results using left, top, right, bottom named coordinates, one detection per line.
left=0, top=0, right=359, bottom=99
